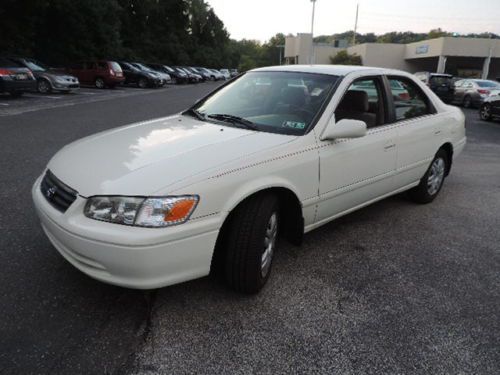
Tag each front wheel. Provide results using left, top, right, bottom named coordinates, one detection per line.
left=463, top=95, right=472, bottom=108
left=480, top=104, right=492, bottom=121
left=224, top=193, right=280, bottom=294
left=37, top=79, right=52, bottom=94
left=409, top=150, right=448, bottom=204
left=138, top=78, right=148, bottom=89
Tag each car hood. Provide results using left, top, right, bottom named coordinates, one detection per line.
left=42, top=70, right=77, bottom=80
left=47, top=115, right=294, bottom=197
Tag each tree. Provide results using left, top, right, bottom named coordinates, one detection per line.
left=330, top=50, right=362, bottom=65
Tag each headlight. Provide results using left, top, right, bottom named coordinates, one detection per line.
left=84, top=195, right=199, bottom=227
left=55, top=76, right=67, bottom=83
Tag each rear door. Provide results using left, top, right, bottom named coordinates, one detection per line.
left=388, top=75, right=441, bottom=188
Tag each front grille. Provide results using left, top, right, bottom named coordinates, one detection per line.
left=40, top=170, right=78, bottom=213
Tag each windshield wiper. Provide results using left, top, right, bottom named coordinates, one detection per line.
left=207, top=114, right=259, bottom=130
left=183, top=108, right=206, bottom=121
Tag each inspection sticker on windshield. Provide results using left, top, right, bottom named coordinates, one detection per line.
left=282, top=121, right=306, bottom=130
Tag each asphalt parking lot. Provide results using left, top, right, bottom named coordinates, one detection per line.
left=0, top=85, right=499, bottom=375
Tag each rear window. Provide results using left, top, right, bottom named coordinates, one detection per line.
left=429, top=76, right=452, bottom=85
left=475, top=80, right=499, bottom=88
left=109, top=62, right=122, bottom=72
left=0, top=57, right=22, bottom=68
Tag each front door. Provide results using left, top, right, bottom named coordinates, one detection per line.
left=316, top=76, right=398, bottom=223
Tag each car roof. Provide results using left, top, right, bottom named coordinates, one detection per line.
left=252, top=64, right=405, bottom=77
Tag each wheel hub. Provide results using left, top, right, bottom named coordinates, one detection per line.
left=261, top=212, right=278, bottom=278
left=427, top=158, right=445, bottom=195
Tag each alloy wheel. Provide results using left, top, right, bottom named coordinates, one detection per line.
left=427, top=157, right=445, bottom=196
left=38, top=80, right=51, bottom=94
left=261, top=212, right=278, bottom=278
left=480, top=104, right=491, bottom=120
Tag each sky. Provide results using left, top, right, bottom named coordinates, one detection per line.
left=206, top=0, right=500, bottom=42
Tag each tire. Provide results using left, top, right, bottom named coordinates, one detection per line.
left=480, top=103, right=492, bottom=121
left=138, top=78, right=148, bottom=89
left=409, top=150, right=448, bottom=204
left=463, top=95, right=472, bottom=109
left=37, top=79, right=52, bottom=94
left=95, top=77, right=105, bottom=89
left=224, top=193, right=280, bottom=294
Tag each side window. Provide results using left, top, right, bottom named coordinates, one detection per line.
left=335, top=77, right=385, bottom=128
left=388, top=77, right=431, bottom=121
left=454, top=80, right=463, bottom=88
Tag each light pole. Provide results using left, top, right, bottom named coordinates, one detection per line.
left=310, top=0, right=317, bottom=64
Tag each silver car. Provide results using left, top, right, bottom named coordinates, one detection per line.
left=452, top=79, right=500, bottom=108
left=11, top=58, right=79, bottom=94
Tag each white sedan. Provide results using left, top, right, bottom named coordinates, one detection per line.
left=32, top=65, right=466, bottom=293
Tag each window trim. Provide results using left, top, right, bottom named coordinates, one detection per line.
left=383, top=75, right=436, bottom=124
left=334, top=75, right=390, bottom=129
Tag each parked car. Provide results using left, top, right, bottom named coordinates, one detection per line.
left=131, top=62, right=170, bottom=86
left=415, top=72, right=454, bottom=103
left=230, top=68, right=239, bottom=77
left=117, top=61, right=162, bottom=88
left=0, top=57, right=37, bottom=97
left=187, top=67, right=209, bottom=81
left=66, top=61, right=124, bottom=89
left=175, top=66, right=201, bottom=83
left=209, top=68, right=224, bottom=80
left=479, top=91, right=500, bottom=121
left=146, top=64, right=188, bottom=84
left=220, top=69, right=231, bottom=80
left=32, top=65, right=466, bottom=294
left=10, top=57, right=79, bottom=94
left=452, top=79, right=500, bottom=108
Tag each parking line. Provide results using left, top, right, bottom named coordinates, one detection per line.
left=0, top=103, right=9, bottom=106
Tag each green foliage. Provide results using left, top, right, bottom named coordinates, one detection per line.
left=329, top=50, right=362, bottom=65
left=0, top=0, right=234, bottom=68
left=316, top=29, right=499, bottom=46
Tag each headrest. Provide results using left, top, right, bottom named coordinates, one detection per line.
left=338, top=90, right=369, bottom=112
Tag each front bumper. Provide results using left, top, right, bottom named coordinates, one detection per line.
left=32, top=176, right=220, bottom=289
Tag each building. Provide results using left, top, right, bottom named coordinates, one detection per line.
left=284, top=34, right=500, bottom=80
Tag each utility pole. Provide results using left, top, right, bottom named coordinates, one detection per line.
left=352, top=3, right=359, bottom=46
left=310, top=0, right=317, bottom=64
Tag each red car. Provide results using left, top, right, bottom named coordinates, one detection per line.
left=66, top=61, right=124, bottom=88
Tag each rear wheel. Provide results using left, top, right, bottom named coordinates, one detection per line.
left=480, top=103, right=492, bottom=121
left=224, top=193, right=280, bottom=294
left=409, top=150, right=448, bottom=204
left=37, top=79, right=52, bottom=94
left=95, top=77, right=105, bottom=89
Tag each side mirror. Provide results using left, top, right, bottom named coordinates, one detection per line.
left=320, top=118, right=367, bottom=141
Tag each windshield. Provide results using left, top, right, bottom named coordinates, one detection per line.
left=475, top=80, right=499, bottom=88
left=23, top=59, right=46, bottom=72
left=191, top=71, right=338, bottom=135
left=110, top=62, right=122, bottom=72
left=164, top=65, right=175, bottom=73
left=430, top=76, right=452, bottom=85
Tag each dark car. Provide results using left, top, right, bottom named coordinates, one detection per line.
left=10, top=57, right=79, bottom=94
left=187, top=67, right=210, bottom=81
left=117, top=61, right=162, bottom=88
left=415, top=72, right=454, bottom=103
left=130, top=62, right=170, bottom=86
left=173, top=66, right=200, bottom=83
left=66, top=61, right=124, bottom=89
left=0, top=57, right=37, bottom=97
left=479, top=90, right=500, bottom=121
left=146, top=64, right=188, bottom=84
